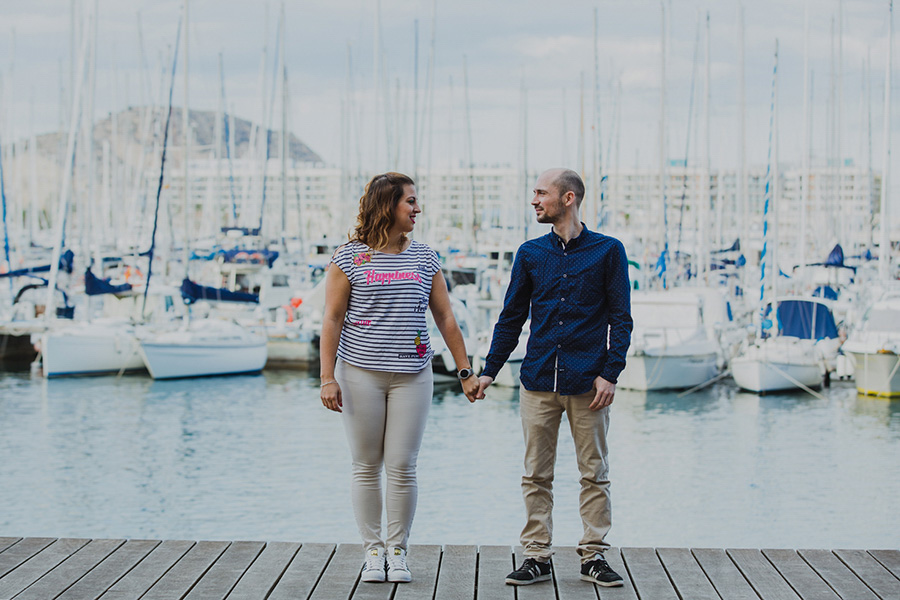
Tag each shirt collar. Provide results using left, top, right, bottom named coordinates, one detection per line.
left=550, top=222, right=590, bottom=250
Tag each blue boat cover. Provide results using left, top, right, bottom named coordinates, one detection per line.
left=824, top=244, right=844, bottom=267
left=190, top=248, right=280, bottom=268
left=0, top=249, right=75, bottom=279
left=803, top=243, right=857, bottom=272
left=180, top=278, right=259, bottom=304
left=84, top=268, right=133, bottom=296
left=812, top=285, right=839, bottom=300
left=777, top=299, right=838, bottom=340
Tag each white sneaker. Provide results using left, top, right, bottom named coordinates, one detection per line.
left=386, top=547, right=412, bottom=582
left=361, top=547, right=386, bottom=583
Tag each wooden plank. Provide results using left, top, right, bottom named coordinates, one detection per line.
left=100, top=540, right=195, bottom=599
left=13, top=538, right=125, bottom=600
left=691, top=548, right=760, bottom=600
left=351, top=550, right=394, bottom=600
left=657, top=547, right=720, bottom=600
left=223, top=541, right=300, bottom=600
left=798, top=549, right=880, bottom=600
left=760, top=549, right=839, bottom=600
left=597, top=548, right=639, bottom=600
left=514, top=547, right=555, bottom=600
left=473, top=546, right=513, bottom=600
left=306, top=543, right=360, bottom=600
left=434, top=545, right=476, bottom=600
left=0, top=540, right=20, bottom=555
left=0, top=538, right=56, bottom=579
left=183, top=541, right=265, bottom=600
left=0, top=538, right=90, bottom=600
left=267, top=543, right=335, bottom=600
left=727, top=549, right=800, bottom=600
left=56, top=540, right=161, bottom=600
left=394, top=545, right=443, bottom=600
left=621, top=547, right=678, bottom=600
left=834, top=549, right=900, bottom=600
left=140, top=541, right=230, bottom=600
left=552, top=546, right=595, bottom=600
left=869, top=550, right=900, bottom=580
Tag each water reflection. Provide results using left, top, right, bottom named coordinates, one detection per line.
left=850, top=393, right=900, bottom=433
left=1, top=371, right=898, bottom=547
left=619, top=385, right=723, bottom=416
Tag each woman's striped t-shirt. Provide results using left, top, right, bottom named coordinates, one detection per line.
left=332, top=240, right=441, bottom=373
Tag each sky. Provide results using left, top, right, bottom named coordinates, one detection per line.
left=0, top=0, right=897, bottom=199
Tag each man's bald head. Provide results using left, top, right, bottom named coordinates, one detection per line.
left=542, top=168, right=585, bottom=207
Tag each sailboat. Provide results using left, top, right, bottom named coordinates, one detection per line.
left=617, top=288, right=727, bottom=391
left=40, top=268, right=146, bottom=376
left=731, top=41, right=826, bottom=394
left=843, top=291, right=900, bottom=396
left=844, top=2, right=898, bottom=397
left=137, top=314, right=267, bottom=380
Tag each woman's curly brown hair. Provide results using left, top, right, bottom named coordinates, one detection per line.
left=350, top=172, right=416, bottom=250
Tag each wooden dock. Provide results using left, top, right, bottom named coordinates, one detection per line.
left=0, top=537, right=897, bottom=599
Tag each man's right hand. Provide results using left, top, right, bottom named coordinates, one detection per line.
left=475, top=375, right=494, bottom=400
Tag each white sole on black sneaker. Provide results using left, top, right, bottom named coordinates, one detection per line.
left=505, top=573, right=552, bottom=585
left=580, top=574, right=624, bottom=587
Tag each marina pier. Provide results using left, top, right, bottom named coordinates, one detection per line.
left=0, top=537, right=898, bottom=599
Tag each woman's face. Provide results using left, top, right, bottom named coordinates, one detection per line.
left=392, top=184, right=421, bottom=233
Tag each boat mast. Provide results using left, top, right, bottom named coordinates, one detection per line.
left=658, top=0, right=668, bottom=288
left=182, top=0, right=190, bottom=279
left=759, top=41, right=778, bottom=337
left=280, top=3, right=287, bottom=251
left=462, top=55, right=477, bottom=252
left=45, top=11, right=92, bottom=321
left=800, top=0, right=811, bottom=275
left=880, top=0, right=893, bottom=282
left=867, top=49, right=874, bottom=252
left=738, top=2, right=748, bottom=296
left=700, top=11, right=710, bottom=285
left=592, top=6, right=601, bottom=229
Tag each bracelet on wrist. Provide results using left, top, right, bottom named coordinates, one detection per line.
left=320, top=380, right=337, bottom=387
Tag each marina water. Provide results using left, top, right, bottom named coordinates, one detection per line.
left=1, top=370, right=898, bottom=549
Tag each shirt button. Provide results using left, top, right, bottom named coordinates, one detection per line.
left=561, top=298, right=565, bottom=302
left=564, top=252, right=568, bottom=256
left=558, top=321, right=563, bottom=325
left=563, top=274, right=567, bottom=278
left=558, top=344, right=561, bottom=348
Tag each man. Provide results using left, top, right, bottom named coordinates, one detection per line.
left=476, top=168, right=632, bottom=587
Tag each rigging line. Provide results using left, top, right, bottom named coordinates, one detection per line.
left=142, top=16, right=182, bottom=318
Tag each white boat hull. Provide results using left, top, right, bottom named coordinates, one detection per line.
left=731, top=358, right=823, bottom=393
left=846, top=351, right=900, bottom=397
left=618, top=353, right=718, bottom=391
left=265, top=338, right=318, bottom=367
left=42, top=327, right=145, bottom=377
left=491, top=360, right=522, bottom=388
left=140, top=340, right=267, bottom=379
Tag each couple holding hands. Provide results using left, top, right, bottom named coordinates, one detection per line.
left=319, top=168, right=633, bottom=587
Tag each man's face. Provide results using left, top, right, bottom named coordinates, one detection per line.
left=531, top=172, right=566, bottom=224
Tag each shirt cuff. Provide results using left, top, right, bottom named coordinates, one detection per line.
left=481, top=360, right=501, bottom=380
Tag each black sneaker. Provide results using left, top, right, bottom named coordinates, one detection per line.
left=580, top=555, right=624, bottom=587
left=505, top=557, right=552, bottom=585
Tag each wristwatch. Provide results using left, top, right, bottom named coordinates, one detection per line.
left=457, top=367, right=474, bottom=380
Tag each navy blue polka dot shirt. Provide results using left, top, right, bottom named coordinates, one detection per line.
left=482, top=225, right=633, bottom=395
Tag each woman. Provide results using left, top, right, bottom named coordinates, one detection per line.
left=320, top=172, right=479, bottom=583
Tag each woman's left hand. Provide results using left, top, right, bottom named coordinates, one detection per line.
left=461, top=376, right=480, bottom=403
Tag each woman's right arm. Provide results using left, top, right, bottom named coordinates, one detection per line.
left=320, top=263, right=351, bottom=412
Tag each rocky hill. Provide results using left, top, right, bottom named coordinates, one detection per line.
left=33, top=106, right=323, bottom=165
